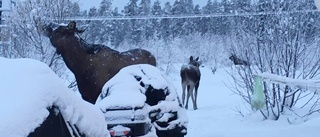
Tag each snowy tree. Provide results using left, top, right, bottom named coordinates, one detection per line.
left=138, top=0, right=151, bottom=16
left=84, top=3, right=112, bottom=45
left=151, top=0, right=162, bottom=16
left=85, top=7, right=102, bottom=44
left=124, top=0, right=139, bottom=16
left=160, top=2, right=172, bottom=41
left=151, top=0, right=162, bottom=39
left=182, top=0, right=196, bottom=35
left=170, top=0, right=196, bottom=37
left=88, top=7, right=98, bottom=17
left=98, top=0, right=112, bottom=16
left=220, top=0, right=232, bottom=13
left=6, top=0, right=81, bottom=88
left=215, top=0, right=232, bottom=35
left=194, top=4, right=201, bottom=14
left=171, top=0, right=184, bottom=37
left=192, top=4, right=201, bottom=34
left=68, top=2, right=82, bottom=17
left=124, top=0, right=141, bottom=45
left=90, top=0, right=113, bottom=44
left=138, top=0, right=154, bottom=40
left=9, top=0, right=73, bottom=59
left=200, top=0, right=218, bottom=34
left=110, top=8, right=126, bottom=47
left=228, top=0, right=254, bottom=37
left=231, top=0, right=251, bottom=13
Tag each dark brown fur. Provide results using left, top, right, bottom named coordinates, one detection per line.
left=229, top=54, right=249, bottom=66
left=43, top=21, right=156, bottom=104
left=180, top=56, right=201, bottom=110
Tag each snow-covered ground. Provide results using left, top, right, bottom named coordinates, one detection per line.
left=167, top=65, right=320, bottom=137
left=1, top=57, right=320, bottom=137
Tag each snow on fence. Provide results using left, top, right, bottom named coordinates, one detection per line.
left=251, top=73, right=320, bottom=110
left=256, top=73, right=320, bottom=92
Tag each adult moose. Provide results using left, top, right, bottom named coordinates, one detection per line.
left=42, top=21, right=156, bottom=104
left=180, top=56, right=201, bottom=110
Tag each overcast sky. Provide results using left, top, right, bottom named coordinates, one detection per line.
left=76, top=0, right=208, bottom=11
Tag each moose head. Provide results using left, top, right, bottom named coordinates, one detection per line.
left=189, top=56, right=201, bottom=68
left=42, top=21, right=85, bottom=37
left=42, top=21, right=86, bottom=52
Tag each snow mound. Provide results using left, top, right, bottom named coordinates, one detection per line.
left=0, top=57, right=109, bottom=137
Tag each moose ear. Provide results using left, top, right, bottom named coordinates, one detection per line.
left=189, top=56, right=194, bottom=61
left=76, top=24, right=88, bottom=33
left=195, top=57, right=199, bottom=61
left=67, top=21, right=77, bottom=30
left=77, top=29, right=85, bottom=33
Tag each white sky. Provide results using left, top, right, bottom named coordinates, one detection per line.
left=76, top=0, right=208, bottom=11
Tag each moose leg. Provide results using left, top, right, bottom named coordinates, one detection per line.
left=181, top=82, right=187, bottom=107
left=185, top=85, right=191, bottom=109
left=189, top=87, right=197, bottom=110
left=194, top=82, right=199, bottom=110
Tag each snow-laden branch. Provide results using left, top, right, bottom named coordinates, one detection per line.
left=256, top=72, right=320, bottom=92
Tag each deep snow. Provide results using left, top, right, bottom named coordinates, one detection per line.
left=1, top=57, right=320, bottom=137
left=170, top=66, right=320, bottom=137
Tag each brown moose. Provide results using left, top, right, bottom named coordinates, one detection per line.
left=180, top=56, right=201, bottom=110
left=42, top=21, right=156, bottom=104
